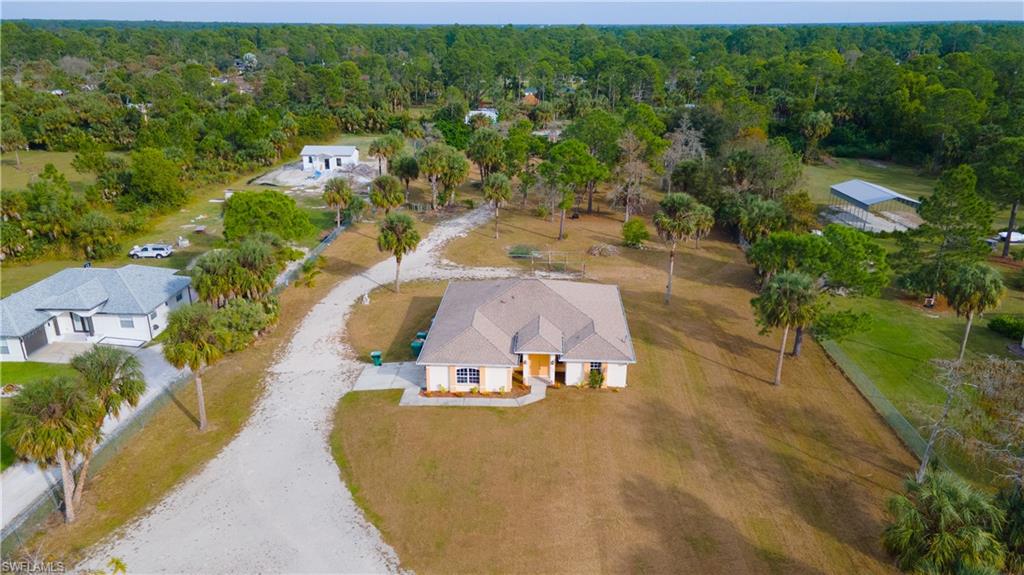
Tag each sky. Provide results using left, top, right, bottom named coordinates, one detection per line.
left=3, top=1, right=1022, bottom=26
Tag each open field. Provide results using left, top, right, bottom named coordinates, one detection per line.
left=1, top=150, right=101, bottom=191
left=347, top=281, right=443, bottom=364
left=336, top=201, right=917, bottom=574
left=15, top=219, right=401, bottom=564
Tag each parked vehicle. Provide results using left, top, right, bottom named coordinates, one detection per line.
left=129, top=244, right=174, bottom=259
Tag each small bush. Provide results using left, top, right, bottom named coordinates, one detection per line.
left=462, top=198, right=476, bottom=209
left=988, top=315, right=1024, bottom=341
left=622, top=219, right=650, bottom=248
left=534, top=205, right=550, bottom=219
left=587, top=243, right=620, bottom=257
left=587, top=369, right=604, bottom=389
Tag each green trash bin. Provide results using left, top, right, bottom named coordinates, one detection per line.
left=416, top=331, right=428, bottom=339
left=411, top=339, right=424, bottom=357
left=370, top=351, right=383, bottom=366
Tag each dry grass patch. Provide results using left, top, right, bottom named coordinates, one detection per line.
left=20, top=221, right=394, bottom=564
left=347, top=281, right=445, bottom=363
left=336, top=202, right=916, bottom=574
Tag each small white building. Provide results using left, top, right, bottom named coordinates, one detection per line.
left=0, top=265, right=194, bottom=362
left=416, top=278, right=635, bottom=394
left=300, top=145, right=360, bottom=172
left=464, top=108, right=499, bottom=125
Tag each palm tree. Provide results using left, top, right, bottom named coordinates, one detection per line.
left=377, top=212, right=421, bottom=293
left=69, top=345, right=145, bottom=508
left=370, top=174, right=404, bottom=216
left=944, top=262, right=1006, bottom=362
left=440, top=150, right=470, bottom=207
left=163, top=303, right=227, bottom=432
left=192, top=250, right=240, bottom=306
left=751, top=271, right=819, bottom=386
left=692, top=204, right=715, bottom=249
left=368, top=138, right=385, bottom=176
left=391, top=154, right=420, bottom=200
left=738, top=196, right=786, bottom=244
left=653, top=193, right=701, bottom=304
left=417, top=142, right=448, bottom=210
left=323, top=177, right=354, bottom=229
left=235, top=239, right=277, bottom=300
left=369, top=131, right=404, bottom=175
left=884, top=471, right=1006, bottom=574
left=482, top=173, right=512, bottom=239
left=8, top=377, right=102, bottom=523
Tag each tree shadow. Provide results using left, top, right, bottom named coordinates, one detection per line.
left=163, top=383, right=201, bottom=428
left=620, top=475, right=830, bottom=574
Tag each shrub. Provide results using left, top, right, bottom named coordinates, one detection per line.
left=462, top=198, right=476, bottom=209
left=622, top=218, right=650, bottom=248
left=212, top=298, right=276, bottom=352
left=988, top=315, right=1024, bottom=341
left=534, top=205, right=550, bottom=219
left=223, top=190, right=314, bottom=241
left=587, top=369, right=604, bottom=389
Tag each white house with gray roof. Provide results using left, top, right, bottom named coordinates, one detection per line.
left=416, top=278, right=635, bottom=393
left=300, top=145, right=359, bottom=172
left=0, top=265, right=193, bottom=362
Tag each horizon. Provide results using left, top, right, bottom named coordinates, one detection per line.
left=4, top=1, right=1023, bottom=26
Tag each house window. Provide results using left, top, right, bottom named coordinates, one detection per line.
left=456, top=368, right=480, bottom=385
left=590, top=362, right=602, bottom=373
left=149, top=311, right=158, bottom=320
left=119, top=317, right=135, bottom=329
left=0, top=343, right=9, bottom=355
left=176, top=292, right=184, bottom=302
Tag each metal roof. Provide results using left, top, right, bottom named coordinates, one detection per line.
left=1, top=265, right=191, bottom=337
left=417, top=278, right=635, bottom=367
left=300, top=145, right=357, bottom=157
left=830, top=179, right=921, bottom=211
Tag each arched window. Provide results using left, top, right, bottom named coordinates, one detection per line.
left=456, top=368, right=480, bottom=385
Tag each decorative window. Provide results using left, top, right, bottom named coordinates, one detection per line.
left=0, top=343, right=9, bottom=355
left=589, top=362, right=602, bottom=373
left=456, top=368, right=480, bottom=385
left=119, top=317, right=135, bottom=329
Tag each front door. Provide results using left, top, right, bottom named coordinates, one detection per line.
left=71, top=313, right=94, bottom=335
left=528, top=354, right=549, bottom=377
left=324, top=158, right=330, bottom=170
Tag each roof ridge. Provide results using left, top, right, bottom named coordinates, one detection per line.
left=115, top=266, right=149, bottom=314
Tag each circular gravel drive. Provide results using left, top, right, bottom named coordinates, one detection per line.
left=82, top=207, right=507, bottom=574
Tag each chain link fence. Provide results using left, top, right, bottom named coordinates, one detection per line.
left=819, top=339, right=928, bottom=460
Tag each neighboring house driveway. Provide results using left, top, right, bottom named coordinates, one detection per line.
left=81, top=207, right=526, bottom=574
left=1, top=345, right=189, bottom=530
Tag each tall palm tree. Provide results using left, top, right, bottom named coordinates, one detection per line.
left=235, top=239, right=277, bottom=300
left=391, top=154, right=420, bottom=201
left=70, top=345, right=145, bottom=508
left=653, top=193, right=701, bottom=304
left=370, top=174, right=404, bottom=216
left=751, top=271, right=819, bottom=386
left=369, top=131, right=404, bottom=175
left=944, top=262, right=1005, bottom=362
left=440, top=150, right=470, bottom=207
left=323, top=177, right=354, bottom=229
left=163, top=303, right=227, bottom=432
left=482, top=173, right=512, bottom=239
left=417, top=142, right=448, bottom=210
left=8, top=377, right=102, bottom=523
left=884, top=471, right=1006, bottom=574
left=377, top=212, right=421, bottom=293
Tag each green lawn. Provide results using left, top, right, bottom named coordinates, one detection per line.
left=1, top=150, right=98, bottom=191
left=0, top=362, right=79, bottom=471
left=802, top=158, right=936, bottom=205
left=831, top=277, right=1024, bottom=428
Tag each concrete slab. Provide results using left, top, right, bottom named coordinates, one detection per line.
left=352, top=361, right=425, bottom=391
left=25, top=341, right=94, bottom=364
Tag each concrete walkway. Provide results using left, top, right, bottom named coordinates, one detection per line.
left=80, top=206, right=520, bottom=574
left=353, top=363, right=549, bottom=408
left=2, top=345, right=188, bottom=531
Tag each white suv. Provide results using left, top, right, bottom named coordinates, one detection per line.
left=129, top=243, right=174, bottom=259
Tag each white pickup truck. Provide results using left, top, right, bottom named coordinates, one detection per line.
left=129, top=243, right=174, bottom=259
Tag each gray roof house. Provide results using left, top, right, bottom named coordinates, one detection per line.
left=0, top=265, right=193, bottom=362
left=416, top=278, right=635, bottom=392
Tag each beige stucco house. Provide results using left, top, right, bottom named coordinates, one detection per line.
left=416, top=278, right=635, bottom=393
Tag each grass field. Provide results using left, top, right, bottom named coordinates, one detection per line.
left=1, top=150, right=101, bottom=191
left=0, top=362, right=79, bottom=471
left=15, top=219, right=400, bottom=564
left=335, top=199, right=916, bottom=574
left=347, top=280, right=442, bottom=364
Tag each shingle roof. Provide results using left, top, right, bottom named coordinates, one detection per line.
left=300, top=145, right=357, bottom=157
left=417, top=278, right=635, bottom=366
left=0, top=265, right=191, bottom=337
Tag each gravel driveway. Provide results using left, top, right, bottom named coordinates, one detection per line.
left=81, top=207, right=513, bottom=574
